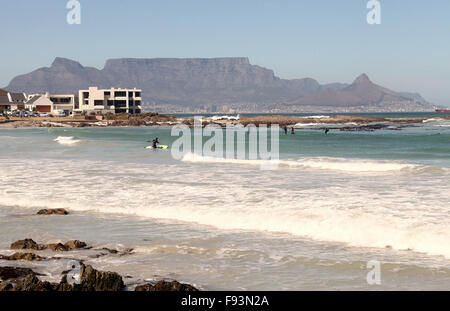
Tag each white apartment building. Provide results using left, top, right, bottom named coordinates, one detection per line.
left=49, top=94, right=77, bottom=115
left=77, top=87, right=142, bottom=114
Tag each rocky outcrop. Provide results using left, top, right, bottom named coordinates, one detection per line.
left=73, top=263, right=124, bottom=291
left=10, top=239, right=43, bottom=250
left=135, top=280, right=198, bottom=292
left=13, top=274, right=56, bottom=291
left=0, top=267, right=37, bottom=281
left=0, top=252, right=44, bottom=261
left=64, top=240, right=87, bottom=250
left=45, top=243, right=70, bottom=251
left=0, top=282, right=13, bottom=291
left=1, top=263, right=124, bottom=291
left=37, top=208, right=69, bottom=215
left=10, top=239, right=88, bottom=252
left=0, top=263, right=199, bottom=292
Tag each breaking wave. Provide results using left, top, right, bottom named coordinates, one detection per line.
left=54, top=136, right=82, bottom=145
left=181, top=153, right=434, bottom=173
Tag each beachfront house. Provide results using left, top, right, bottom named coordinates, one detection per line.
left=0, top=89, right=11, bottom=111
left=0, top=89, right=27, bottom=111
left=25, top=93, right=76, bottom=116
left=77, top=87, right=142, bottom=115
left=25, top=94, right=54, bottom=113
left=9, top=93, right=27, bottom=110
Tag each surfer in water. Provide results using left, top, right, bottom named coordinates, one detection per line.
left=283, top=125, right=288, bottom=135
left=152, top=138, right=159, bottom=149
left=291, top=127, right=295, bottom=135
left=324, top=128, right=330, bottom=135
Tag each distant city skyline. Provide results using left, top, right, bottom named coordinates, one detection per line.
left=1, top=0, right=449, bottom=106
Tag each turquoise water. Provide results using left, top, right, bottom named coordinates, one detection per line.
left=0, top=115, right=449, bottom=290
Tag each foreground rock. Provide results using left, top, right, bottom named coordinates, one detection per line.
left=10, top=239, right=42, bottom=251
left=10, top=239, right=88, bottom=252
left=135, top=280, right=198, bottom=291
left=64, top=240, right=87, bottom=250
left=0, top=252, right=44, bottom=261
left=74, top=263, right=124, bottom=291
left=37, top=208, right=69, bottom=215
left=0, top=282, right=13, bottom=291
left=0, top=263, right=124, bottom=291
left=0, top=266, right=37, bottom=281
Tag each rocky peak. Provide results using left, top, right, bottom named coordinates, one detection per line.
left=352, top=73, right=372, bottom=85
left=51, top=57, right=84, bottom=71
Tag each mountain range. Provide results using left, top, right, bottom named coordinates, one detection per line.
left=5, top=57, right=435, bottom=112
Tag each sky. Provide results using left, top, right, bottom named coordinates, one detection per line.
left=0, top=0, right=449, bottom=106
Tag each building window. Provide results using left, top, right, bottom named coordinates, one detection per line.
left=114, top=91, right=126, bottom=97
left=83, top=92, right=89, bottom=98
left=104, top=91, right=111, bottom=96
left=94, top=100, right=104, bottom=106
left=107, top=100, right=114, bottom=106
left=115, top=100, right=126, bottom=108
left=135, top=92, right=141, bottom=97
left=135, top=100, right=141, bottom=105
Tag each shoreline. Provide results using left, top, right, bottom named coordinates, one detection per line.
left=0, top=208, right=199, bottom=292
left=1, top=113, right=448, bottom=130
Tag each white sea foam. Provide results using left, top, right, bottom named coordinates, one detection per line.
left=54, top=136, right=82, bottom=145
left=422, top=118, right=445, bottom=123
left=303, top=115, right=330, bottom=119
left=294, top=123, right=323, bottom=127
left=181, top=152, right=425, bottom=173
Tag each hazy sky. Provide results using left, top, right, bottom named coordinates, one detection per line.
left=1, top=0, right=449, bottom=106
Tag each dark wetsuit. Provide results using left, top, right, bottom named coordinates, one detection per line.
left=152, top=138, right=159, bottom=149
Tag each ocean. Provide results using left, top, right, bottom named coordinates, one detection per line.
left=0, top=113, right=449, bottom=290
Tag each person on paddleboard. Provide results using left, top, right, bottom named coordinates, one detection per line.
left=152, top=138, right=159, bottom=149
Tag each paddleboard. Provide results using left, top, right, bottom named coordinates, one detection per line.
left=146, top=145, right=169, bottom=150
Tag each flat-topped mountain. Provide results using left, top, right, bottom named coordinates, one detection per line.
left=5, top=57, right=434, bottom=112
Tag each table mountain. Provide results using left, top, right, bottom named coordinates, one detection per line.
left=5, top=57, right=433, bottom=112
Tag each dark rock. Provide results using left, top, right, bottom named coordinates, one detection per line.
left=75, top=263, right=124, bottom=291
left=7, top=263, right=124, bottom=291
left=13, top=274, right=55, bottom=291
left=0, top=252, right=44, bottom=261
left=0, top=281, right=13, bottom=291
left=96, top=247, right=134, bottom=256
left=45, top=243, right=69, bottom=252
left=10, top=239, right=43, bottom=250
left=10, top=238, right=89, bottom=252
left=135, top=280, right=198, bottom=291
left=64, top=240, right=87, bottom=250
left=0, top=266, right=36, bottom=281
left=37, top=208, right=69, bottom=215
